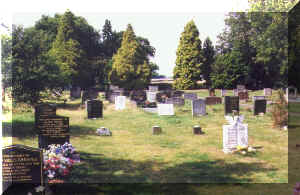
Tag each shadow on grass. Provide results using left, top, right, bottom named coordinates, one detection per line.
left=67, top=151, right=276, bottom=184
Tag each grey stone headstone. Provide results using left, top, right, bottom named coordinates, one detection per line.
left=253, top=99, right=267, bottom=115
left=183, top=93, right=197, bottom=101
left=224, top=96, right=239, bottom=115
left=146, top=91, right=157, bottom=103
left=192, top=99, right=206, bottom=117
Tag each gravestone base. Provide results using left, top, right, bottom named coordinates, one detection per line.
left=193, top=126, right=204, bottom=135
left=152, top=126, right=162, bottom=135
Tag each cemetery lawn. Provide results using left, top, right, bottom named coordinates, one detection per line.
left=3, top=90, right=293, bottom=194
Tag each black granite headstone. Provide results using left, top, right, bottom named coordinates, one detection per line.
left=254, top=99, right=267, bottom=115
left=224, top=96, right=239, bottom=115
left=2, top=145, right=44, bottom=194
left=87, top=100, right=103, bottom=119
left=37, top=116, right=70, bottom=148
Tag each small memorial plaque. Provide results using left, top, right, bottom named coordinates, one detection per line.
left=146, top=91, right=157, bottom=103
left=205, top=96, right=222, bottom=105
left=264, top=88, right=272, bottom=96
left=183, top=93, right=197, bottom=101
left=157, top=104, right=174, bottom=116
left=149, top=85, right=159, bottom=92
left=224, top=96, right=239, bottom=115
left=87, top=100, right=103, bottom=118
left=37, top=116, right=70, bottom=148
left=2, top=145, right=44, bottom=194
left=253, top=99, right=267, bottom=115
left=115, top=96, right=126, bottom=110
left=192, top=99, right=206, bottom=117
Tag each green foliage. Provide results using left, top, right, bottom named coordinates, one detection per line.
left=173, top=20, right=204, bottom=89
left=1, top=34, right=12, bottom=89
left=109, top=24, right=152, bottom=90
left=12, top=26, right=63, bottom=104
left=248, top=0, right=297, bottom=12
left=202, top=37, right=215, bottom=87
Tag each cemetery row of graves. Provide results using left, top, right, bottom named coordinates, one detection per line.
left=2, top=85, right=289, bottom=194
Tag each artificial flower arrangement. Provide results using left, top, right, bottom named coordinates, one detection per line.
left=234, top=145, right=257, bottom=156
left=43, top=143, right=80, bottom=183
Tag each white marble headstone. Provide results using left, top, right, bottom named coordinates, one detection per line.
left=115, top=96, right=126, bottom=110
left=157, top=104, right=174, bottom=116
left=223, top=115, right=248, bottom=153
left=146, top=91, right=157, bottom=103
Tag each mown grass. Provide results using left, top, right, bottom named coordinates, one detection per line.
left=2, top=89, right=294, bottom=194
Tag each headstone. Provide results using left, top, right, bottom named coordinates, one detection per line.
left=237, top=85, right=246, bottom=91
left=70, top=87, right=81, bottom=99
left=172, top=97, right=185, bottom=106
left=37, top=116, right=70, bottom=149
left=156, top=91, right=172, bottom=103
left=192, top=99, right=206, bottom=117
left=183, top=93, right=197, bottom=101
left=35, top=104, right=56, bottom=121
left=86, top=100, right=103, bottom=119
left=172, top=90, right=184, bottom=97
left=223, top=116, right=248, bottom=153
left=152, top=126, right=162, bottom=135
left=221, top=89, right=227, bottom=97
left=264, top=88, right=272, bottom=96
left=115, top=96, right=126, bottom=110
left=148, top=85, right=159, bottom=92
left=253, top=99, right=267, bottom=115
left=146, top=91, right=157, bottom=103
left=224, top=96, right=239, bottom=115
left=157, top=104, right=174, bottom=116
left=238, top=91, right=249, bottom=101
left=109, top=85, right=119, bottom=91
left=252, top=96, right=266, bottom=101
left=205, top=96, right=222, bottom=105
left=2, top=145, right=44, bottom=194
left=209, top=88, right=215, bottom=96
left=193, top=125, right=204, bottom=135
left=108, top=91, right=121, bottom=103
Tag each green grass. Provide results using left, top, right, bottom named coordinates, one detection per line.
left=2, top=89, right=295, bottom=194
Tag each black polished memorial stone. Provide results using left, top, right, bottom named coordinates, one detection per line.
left=87, top=100, right=103, bottom=119
left=2, top=145, right=44, bottom=195
left=224, top=96, right=239, bottom=115
left=253, top=99, right=267, bottom=115
left=37, top=116, right=70, bottom=148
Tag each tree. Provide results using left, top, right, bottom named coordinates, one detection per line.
left=12, top=25, right=62, bottom=104
left=202, top=37, right=215, bottom=87
left=1, top=34, right=12, bottom=90
left=173, top=20, right=204, bottom=89
left=109, top=24, right=152, bottom=89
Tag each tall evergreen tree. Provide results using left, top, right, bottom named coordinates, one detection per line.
left=202, top=37, right=215, bottom=87
left=173, top=20, right=204, bottom=89
left=109, top=24, right=151, bottom=90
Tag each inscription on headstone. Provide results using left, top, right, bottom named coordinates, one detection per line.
left=192, top=99, right=206, bottom=117
left=87, top=100, right=103, bottom=119
left=115, top=96, right=126, bottom=110
left=224, top=96, right=239, bottom=115
left=37, top=116, right=70, bottom=148
left=35, top=104, right=56, bottom=121
left=253, top=99, right=267, bottom=115
left=157, top=104, right=174, bottom=116
left=2, top=145, right=44, bottom=194
left=205, top=96, right=222, bottom=105
left=183, top=93, right=197, bottom=101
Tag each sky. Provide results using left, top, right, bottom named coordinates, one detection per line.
left=12, top=12, right=228, bottom=77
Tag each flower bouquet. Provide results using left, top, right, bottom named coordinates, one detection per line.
left=234, top=145, right=257, bottom=156
left=43, top=143, right=80, bottom=183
